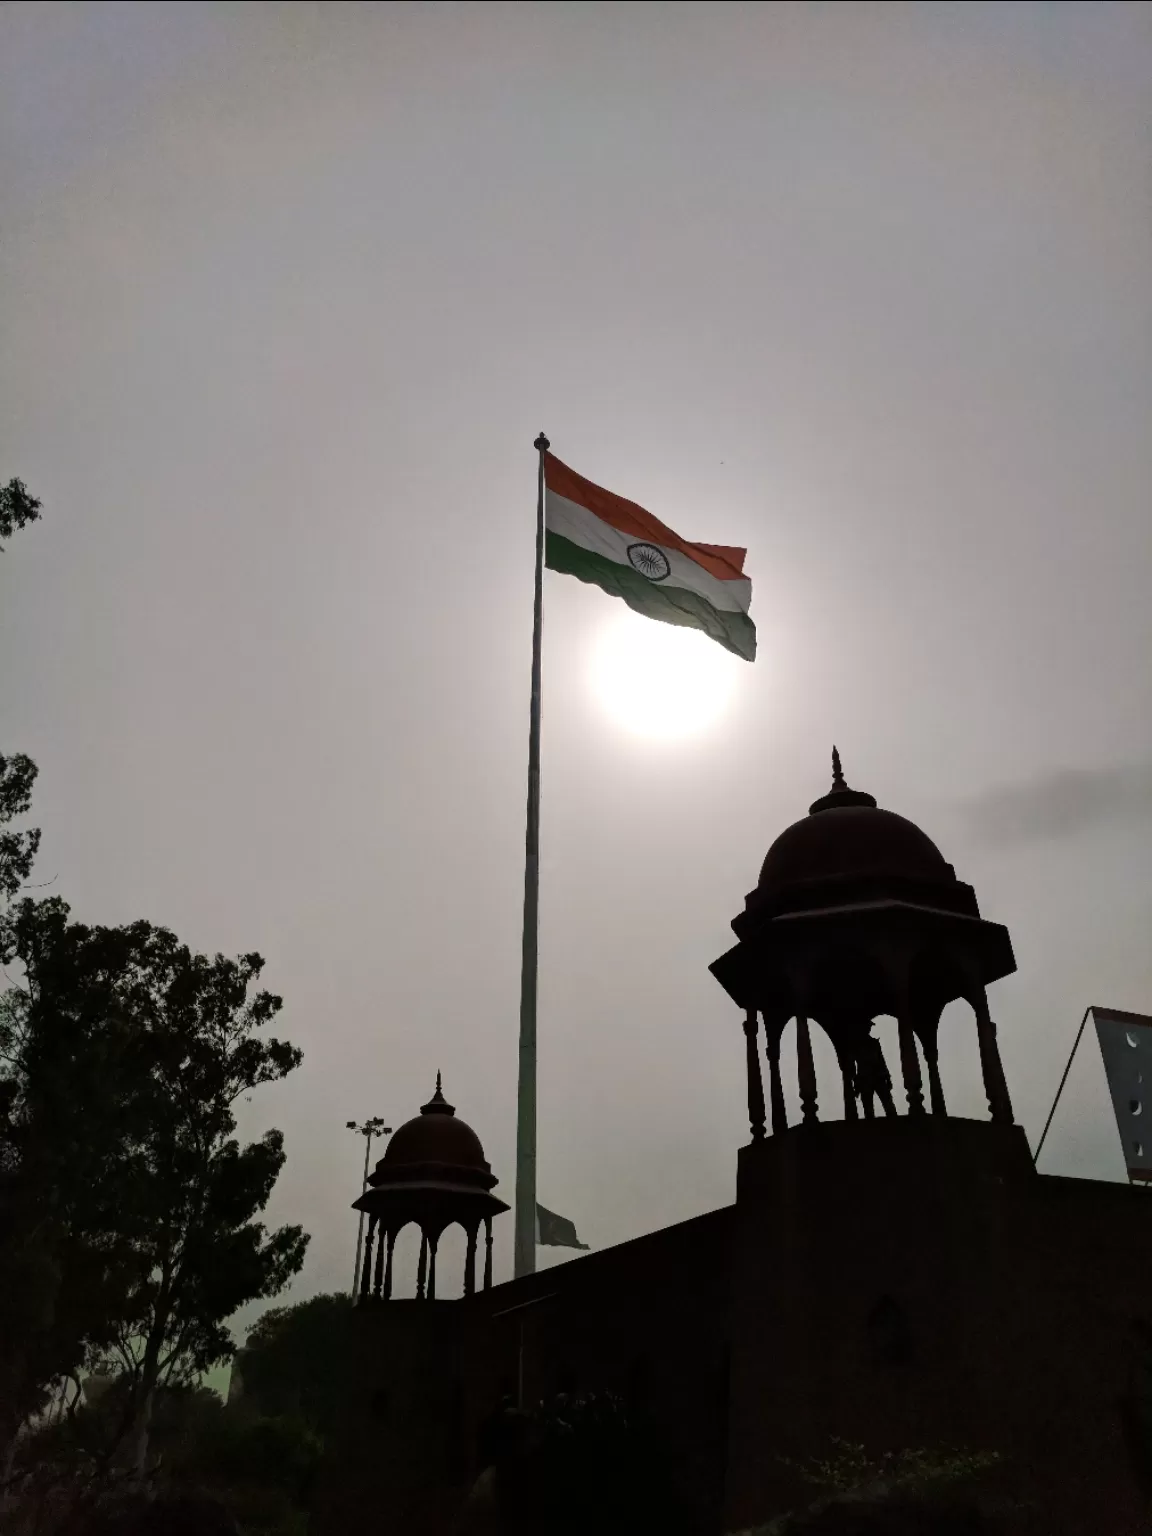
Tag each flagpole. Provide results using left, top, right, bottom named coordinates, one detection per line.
left=515, top=431, right=549, bottom=1278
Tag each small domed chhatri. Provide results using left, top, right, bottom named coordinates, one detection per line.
left=353, top=1074, right=508, bottom=1303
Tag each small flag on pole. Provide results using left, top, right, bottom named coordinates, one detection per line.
left=536, top=1203, right=589, bottom=1250
left=543, top=453, right=755, bottom=661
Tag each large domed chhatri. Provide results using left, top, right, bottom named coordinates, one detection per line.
left=711, top=750, right=1017, bottom=1135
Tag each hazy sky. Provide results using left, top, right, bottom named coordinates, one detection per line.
left=3, top=1, right=1151, bottom=1313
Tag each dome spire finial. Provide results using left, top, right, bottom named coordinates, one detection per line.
left=807, top=747, right=877, bottom=815
left=422, top=1072, right=455, bottom=1116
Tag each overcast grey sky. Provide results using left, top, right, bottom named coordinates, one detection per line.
left=2, top=1, right=1150, bottom=1308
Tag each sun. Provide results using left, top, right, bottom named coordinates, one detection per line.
left=588, top=608, right=742, bottom=740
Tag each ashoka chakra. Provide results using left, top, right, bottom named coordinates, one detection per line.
left=627, top=542, right=671, bottom=582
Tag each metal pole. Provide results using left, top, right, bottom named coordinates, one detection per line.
left=515, top=432, right=549, bottom=1278
left=349, top=1119, right=390, bottom=1294
left=1033, top=1006, right=1092, bottom=1166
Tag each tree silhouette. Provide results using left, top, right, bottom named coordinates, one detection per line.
left=0, top=476, right=44, bottom=899
left=238, top=1292, right=354, bottom=1438
left=0, top=477, right=41, bottom=551
left=0, top=900, right=308, bottom=1470
left=0, top=755, right=40, bottom=903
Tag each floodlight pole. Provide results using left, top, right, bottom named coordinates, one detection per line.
left=348, top=1118, right=391, bottom=1293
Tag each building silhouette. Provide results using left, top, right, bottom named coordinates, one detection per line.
left=311, top=757, right=1152, bottom=1535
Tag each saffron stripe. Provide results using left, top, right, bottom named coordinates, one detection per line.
left=544, top=454, right=747, bottom=583
left=546, top=489, right=752, bottom=616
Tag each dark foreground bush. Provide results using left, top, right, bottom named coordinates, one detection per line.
left=474, top=1391, right=692, bottom=1536
left=55, top=1490, right=241, bottom=1536
left=777, top=1492, right=990, bottom=1534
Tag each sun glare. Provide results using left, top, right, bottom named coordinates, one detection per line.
left=589, top=609, right=742, bottom=741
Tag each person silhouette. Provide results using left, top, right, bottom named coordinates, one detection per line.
left=854, top=1026, right=898, bottom=1119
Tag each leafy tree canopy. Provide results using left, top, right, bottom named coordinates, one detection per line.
left=0, top=477, right=42, bottom=550
left=0, top=753, right=40, bottom=904
left=0, top=898, right=308, bottom=1468
left=238, top=1292, right=353, bottom=1438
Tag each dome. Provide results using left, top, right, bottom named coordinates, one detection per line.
left=377, top=1074, right=492, bottom=1177
left=758, top=749, right=952, bottom=894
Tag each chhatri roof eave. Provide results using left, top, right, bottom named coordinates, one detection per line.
left=353, top=1184, right=509, bottom=1217
left=768, top=897, right=1006, bottom=928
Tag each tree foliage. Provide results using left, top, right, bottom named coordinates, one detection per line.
left=0, top=476, right=41, bottom=550
left=238, top=1292, right=353, bottom=1438
left=0, top=898, right=138, bottom=1453
left=1, top=476, right=44, bottom=900
left=0, top=753, right=41, bottom=902
left=0, top=897, right=308, bottom=1467
left=743, top=1439, right=1006, bottom=1536
left=19, top=1382, right=315, bottom=1535
left=790, top=1438, right=1001, bottom=1496
left=0, top=472, right=308, bottom=1518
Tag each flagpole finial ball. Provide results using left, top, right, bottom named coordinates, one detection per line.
left=534, top=432, right=550, bottom=453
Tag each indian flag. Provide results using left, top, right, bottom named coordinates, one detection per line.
left=543, top=454, right=755, bottom=661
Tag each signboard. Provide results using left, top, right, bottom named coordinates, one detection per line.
left=1094, top=1007, right=1152, bottom=1184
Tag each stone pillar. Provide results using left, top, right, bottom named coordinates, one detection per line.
left=743, top=1010, right=767, bottom=1141
left=383, top=1229, right=396, bottom=1300
left=428, top=1233, right=439, bottom=1300
left=465, top=1226, right=478, bottom=1297
left=359, top=1217, right=376, bottom=1303
left=765, top=1017, right=789, bottom=1135
left=973, top=989, right=1014, bottom=1125
left=898, top=1014, right=926, bottom=1117
left=918, top=1010, right=948, bottom=1117
left=796, top=1015, right=819, bottom=1124
left=376, top=1222, right=390, bottom=1296
left=835, top=1042, right=859, bottom=1121
left=416, top=1232, right=429, bottom=1300
left=483, top=1217, right=493, bottom=1290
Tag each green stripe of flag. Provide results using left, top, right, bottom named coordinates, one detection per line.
left=536, top=1203, right=589, bottom=1249
left=545, top=531, right=756, bottom=661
